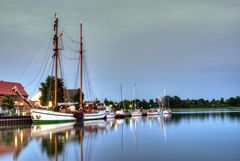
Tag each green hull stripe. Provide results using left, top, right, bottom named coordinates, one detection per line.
left=32, top=119, right=76, bottom=125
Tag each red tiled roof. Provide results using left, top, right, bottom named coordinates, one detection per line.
left=0, top=81, right=28, bottom=97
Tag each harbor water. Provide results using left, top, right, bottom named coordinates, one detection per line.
left=0, top=110, right=239, bottom=161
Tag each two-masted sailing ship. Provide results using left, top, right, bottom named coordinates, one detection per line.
left=31, top=14, right=106, bottom=123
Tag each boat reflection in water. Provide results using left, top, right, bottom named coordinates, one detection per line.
left=1, top=111, right=240, bottom=161
left=0, top=120, right=110, bottom=161
left=30, top=120, right=109, bottom=161
left=0, top=117, right=169, bottom=161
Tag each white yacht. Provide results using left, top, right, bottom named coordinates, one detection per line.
left=105, top=106, right=116, bottom=119
left=131, top=109, right=142, bottom=116
left=147, top=108, right=160, bottom=115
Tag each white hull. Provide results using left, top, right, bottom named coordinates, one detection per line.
left=116, top=110, right=124, bottom=115
left=106, top=111, right=116, bottom=118
left=131, top=110, right=142, bottom=116
left=83, top=110, right=106, bottom=120
left=116, top=110, right=125, bottom=117
left=31, top=109, right=76, bottom=123
left=105, top=106, right=116, bottom=118
left=147, top=109, right=160, bottom=115
left=162, top=109, right=172, bottom=114
left=147, top=111, right=159, bottom=115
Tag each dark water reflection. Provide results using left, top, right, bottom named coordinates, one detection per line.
left=0, top=110, right=240, bottom=161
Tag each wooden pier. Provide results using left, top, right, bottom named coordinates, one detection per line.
left=0, top=115, right=32, bottom=125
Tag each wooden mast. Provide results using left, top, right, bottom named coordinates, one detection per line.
left=53, top=14, right=59, bottom=109
left=79, top=23, right=84, bottom=161
left=79, top=23, right=83, bottom=110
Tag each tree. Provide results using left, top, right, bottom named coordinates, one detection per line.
left=210, top=99, right=216, bottom=106
left=142, top=99, right=149, bottom=109
left=1, top=95, right=14, bottom=110
left=168, top=96, right=182, bottom=108
left=136, top=99, right=142, bottom=108
left=227, top=97, right=238, bottom=106
left=149, top=99, right=157, bottom=108
left=72, top=88, right=84, bottom=104
left=39, top=76, right=64, bottom=106
left=123, top=100, right=131, bottom=111
left=197, top=99, right=206, bottom=107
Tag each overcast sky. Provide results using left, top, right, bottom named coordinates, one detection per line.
left=0, top=0, right=240, bottom=101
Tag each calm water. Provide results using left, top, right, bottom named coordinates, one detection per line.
left=0, top=110, right=240, bottom=161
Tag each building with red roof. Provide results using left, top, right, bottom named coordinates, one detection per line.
left=0, top=81, right=29, bottom=110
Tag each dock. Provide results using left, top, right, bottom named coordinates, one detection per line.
left=0, top=115, right=32, bottom=125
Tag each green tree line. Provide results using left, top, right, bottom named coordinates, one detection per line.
left=38, top=76, right=240, bottom=109
left=103, top=96, right=240, bottom=110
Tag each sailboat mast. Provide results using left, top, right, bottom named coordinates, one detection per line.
left=134, top=83, right=136, bottom=109
left=121, top=84, right=124, bottom=110
left=163, top=88, right=166, bottom=109
left=53, top=14, right=59, bottom=109
left=79, top=23, right=83, bottom=110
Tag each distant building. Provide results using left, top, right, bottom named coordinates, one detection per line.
left=30, top=91, right=42, bottom=106
left=63, top=88, right=79, bottom=102
left=0, top=80, right=30, bottom=110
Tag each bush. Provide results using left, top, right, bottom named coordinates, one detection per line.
left=1, top=95, right=14, bottom=110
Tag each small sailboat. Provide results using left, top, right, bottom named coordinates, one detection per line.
left=161, top=89, right=172, bottom=114
left=162, top=109, right=171, bottom=114
left=115, top=109, right=125, bottom=118
left=82, top=101, right=107, bottom=120
left=83, top=110, right=107, bottom=120
left=146, top=108, right=159, bottom=115
left=131, top=84, right=142, bottom=116
left=116, top=85, right=127, bottom=118
left=31, top=15, right=82, bottom=124
left=131, top=109, right=142, bottom=116
left=147, top=96, right=160, bottom=115
left=162, top=108, right=171, bottom=114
